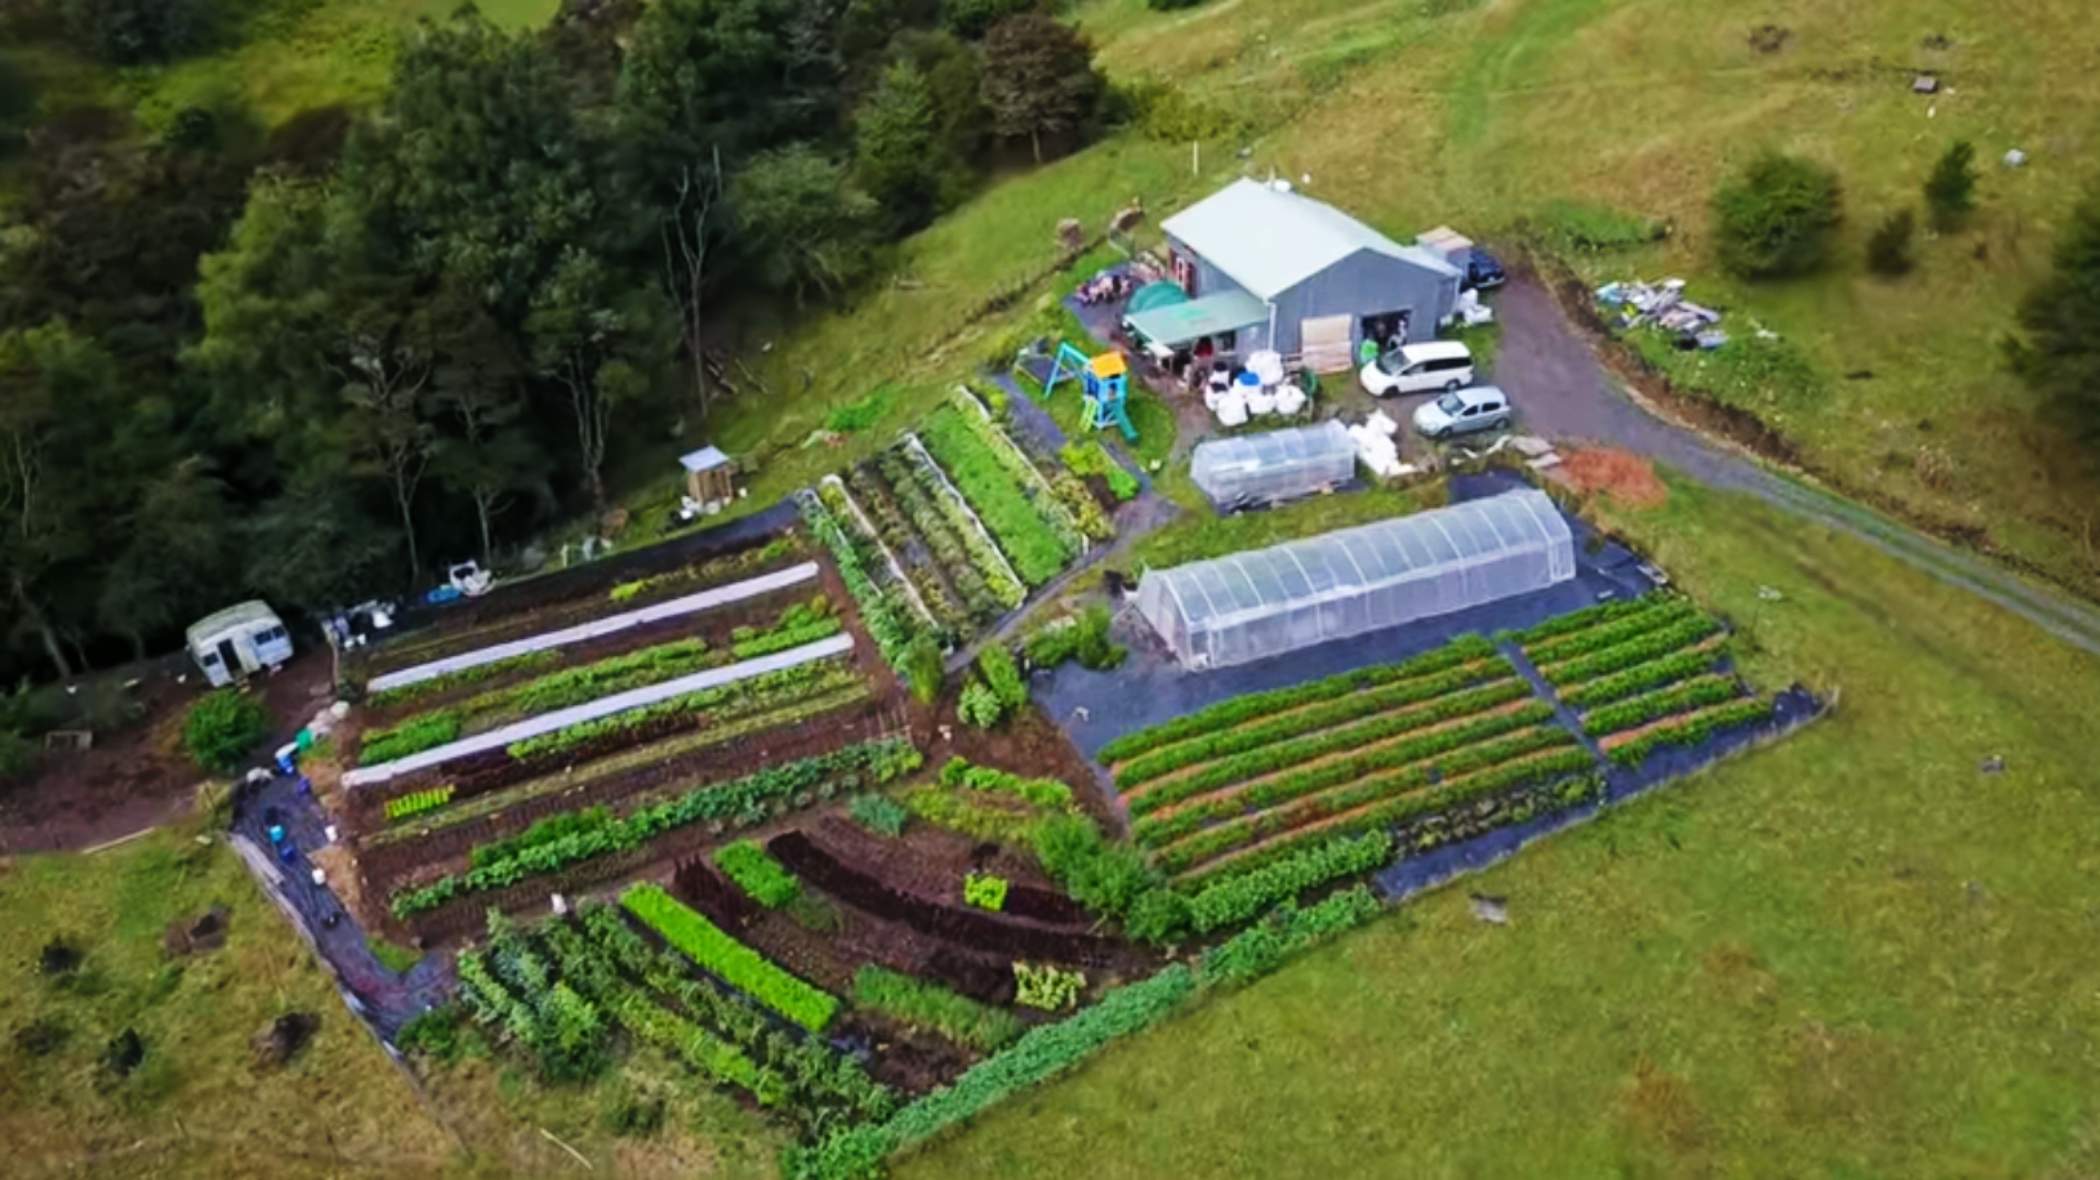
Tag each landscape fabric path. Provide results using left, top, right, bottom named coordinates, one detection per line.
left=343, top=632, right=855, bottom=787
left=1494, top=276, right=2100, bottom=657
left=365, top=561, right=822, bottom=693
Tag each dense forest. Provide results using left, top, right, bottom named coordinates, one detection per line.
left=0, top=0, right=1108, bottom=687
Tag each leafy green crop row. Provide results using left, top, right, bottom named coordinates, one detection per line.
left=1197, top=885, right=1384, bottom=988
left=359, top=712, right=463, bottom=766
left=383, top=783, right=454, bottom=822
left=622, top=883, right=840, bottom=1031
left=1524, top=597, right=1699, bottom=663
left=1116, top=666, right=1519, bottom=791
left=1187, top=831, right=1393, bottom=933
left=917, top=409, right=1074, bottom=585
left=389, top=739, right=921, bottom=917
left=1558, top=646, right=1729, bottom=709
left=802, top=489, right=921, bottom=680
left=1172, top=744, right=1598, bottom=887
left=847, top=463, right=994, bottom=629
left=938, top=756, right=1073, bottom=809
left=1542, top=615, right=1723, bottom=685
left=1133, top=704, right=1557, bottom=849
left=505, top=656, right=849, bottom=761
left=366, top=648, right=564, bottom=711
left=877, top=448, right=1026, bottom=610
left=1582, top=674, right=1742, bottom=737
left=1150, top=721, right=1573, bottom=869
left=1505, top=594, right=1661, bottom=646
left=944, top=388, right=1092, bottom=550
left=1607, top=698, right=1777, bottom=766
left=850, top=966, right=1022, bottom=1052
left=1125, top=680, right=1533, bottom=813
left=714, top=839, right=803, bottom=907
left=1098, top=634, right=1500, bottom=764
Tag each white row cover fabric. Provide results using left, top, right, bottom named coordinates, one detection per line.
left=1136, top=489, right=1575, bottom=669
left=1190, top=420, right=1356, bottom=507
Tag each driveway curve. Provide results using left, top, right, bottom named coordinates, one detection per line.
left=1493, top=276, right=2100, bottom=657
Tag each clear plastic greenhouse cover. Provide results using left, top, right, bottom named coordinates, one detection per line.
left=1190, top=420, right=1355, bottom=507
left=1136, top=488, right=1576, bottom=669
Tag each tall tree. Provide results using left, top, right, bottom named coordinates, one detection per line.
left=658, top=155, right=724, bottom=420
left=96, top=457, right=235, bottom=660
left=2010, top=188, right=2100, bottom=456
left=981, top=13, right=1102, bottom=163
left=429, top=286, right=542, bottom=563
left=526, top=248, right=670, bottom=512
left=336, top=295, right=438, bottom=586
left=0, top=322, right=111, bottom=677
left=730, top=145, right=881, bottom=304
left=854, top=59, right=960, bottom=232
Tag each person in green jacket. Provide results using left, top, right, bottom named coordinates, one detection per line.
left=1357, top=335, right=1380, bottom=368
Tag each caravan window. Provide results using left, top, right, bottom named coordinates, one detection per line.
left=199, top=649, right=222, bottom=666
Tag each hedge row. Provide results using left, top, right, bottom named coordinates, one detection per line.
left=786, top=965, right=1198, bottom=1179
left=1524, top=597, right=1698, bottom=664
left=1187, top=831, right=1394, bottom=933
left=1116, top=663, right=1518, bottom=790
left=1582, top=674, right=1741, bottom=737
left=622, top=883, right=839, bottom=1031
left=1097, top=633, right=1499, bottom=764
left=1132, top=702, right=1555, bottom=849
left=1197, top=885, right=1384, bottom=988
left=1607, top=698, right=1776, bottom=766
left=389, top=738, right=921, bottom=917
left=1153, top=723, right=1576, bottom=872
left=1175, top=744, right=1599, bottom=889
left=1558, top=645, right=1727, bottom=709
left=1542, top=615, right=1722, bottom=685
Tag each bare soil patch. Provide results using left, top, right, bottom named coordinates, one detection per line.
left=1557, top=448, right=1669, bottom=509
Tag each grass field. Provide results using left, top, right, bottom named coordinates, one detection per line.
left=898, top=475, right=2100, bottom=1179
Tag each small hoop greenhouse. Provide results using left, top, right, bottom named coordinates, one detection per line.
left=1135, top=488, right=1576, bottom=669
left=1190, top=421, right=1356, bottom=508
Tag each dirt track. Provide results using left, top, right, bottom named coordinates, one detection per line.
left=1493, top=275, right=2100, bottom=657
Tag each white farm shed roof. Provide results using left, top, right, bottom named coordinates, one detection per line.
left=1135, top=489, right=1575, bottom=669
left=1162, top=178, right=1461, bottom=301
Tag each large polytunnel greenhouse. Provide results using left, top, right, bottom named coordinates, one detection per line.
left=1190, top=420, right=1356, bottom=508
left=1135, top=488, right=1576, bottom=669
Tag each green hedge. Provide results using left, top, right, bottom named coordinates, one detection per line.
left=1098, top=634, right=1499, bottom=764
left=851, top=966, right=1022, bottom=1052
left=1187, top=831, right=1393, bottom=933
left=622, top=883, right=839, bottom=1031
left=788, top=965, right=1198, bottom=1179
left=1198, top=885, right=1384, bottom=988
left=713, top=839, right=802, bottom=907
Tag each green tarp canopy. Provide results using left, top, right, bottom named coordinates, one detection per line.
left=1124, top=290, right=1267, bottom=348
left=1126, top=281, right=1190, bottom=315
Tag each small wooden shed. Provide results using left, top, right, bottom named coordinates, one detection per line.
left=679, top=446, right=735, bottom=508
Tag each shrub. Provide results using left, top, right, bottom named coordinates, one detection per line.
left=1867, top=209, right=1917, bottom=277
left=1023, top=604, right=1124, bottom=671
left=1123, top=886, right=1192, bottom=945
left=621, top=884, right=839, bottom=1031
left=851, top=966, right=1022, bottom=1051
left=977, top=645, right=1027, bottom=711
left=182, top=689, right=269, bottom=772
left=714, top=840, right=803, bottom=908
left=1924, top=140, right=1977, bottom=230
left=849, top=792, right=910, bottom=837
left=1712, top=151, right=1842, bottom=278
left=1032, top=813, right=1153, bottom=916
left=962, top=872, right=1009, bottom=911
left=394, top=1004, right=466, bottom=1062
left=1058, top=439, right=1140, bottom=500
left=957, top=680, right=1004, bottom=728
left=1012, top=962, right=1085, bottom=1010
left=0, top=727, right=35, bottom=782
left=903, top=634, right=944, bottom=706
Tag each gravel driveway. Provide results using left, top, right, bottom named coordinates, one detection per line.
left=1492, top=276, right=2100, bottom=656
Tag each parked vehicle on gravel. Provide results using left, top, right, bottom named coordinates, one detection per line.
left=1412, top=385, right=1513, bottom=439
left=1359, top=340, right=1475, bottom=397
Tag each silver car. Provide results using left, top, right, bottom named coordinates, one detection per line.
left=1412, top=385, right=1513, bottom=439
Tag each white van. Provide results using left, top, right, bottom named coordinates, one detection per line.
left=1359, top=340, right=1475, bottom=398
